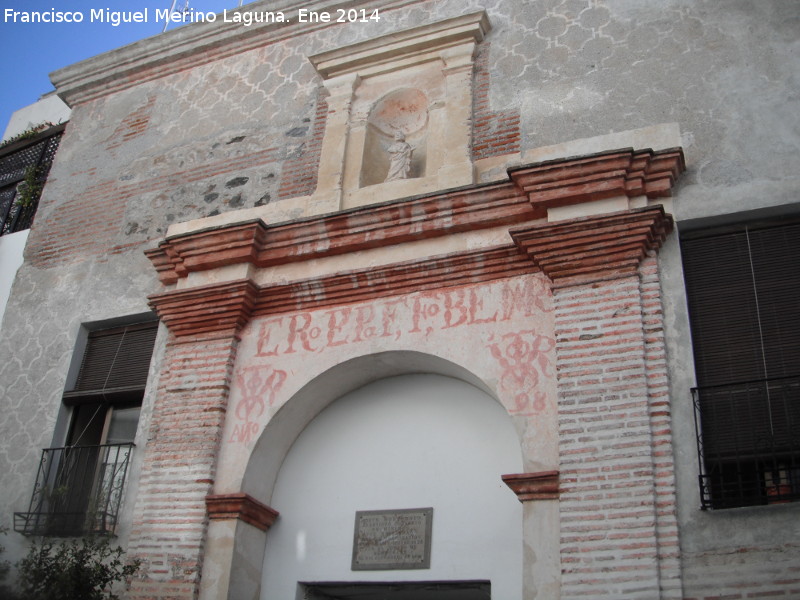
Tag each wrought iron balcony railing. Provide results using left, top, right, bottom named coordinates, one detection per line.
left=692, top=375, right=800, bottom=509
left=0, top=124, right=64, bottom=236
left=14, top=443, right=134, bottom=537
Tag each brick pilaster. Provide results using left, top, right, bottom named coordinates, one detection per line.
left=513, top=206, right=682, bottom=599
left=554, top=274, right=663, bottom=597
left=126, top=284, right=256, bottom=600
left=127, top=331, right=240, bottom=600
left=639, top=252, right=682, bottom=599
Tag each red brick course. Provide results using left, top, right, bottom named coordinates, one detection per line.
left=278, top=95, right=328, bottom=199
left=472, top=44, right=521, bottom=160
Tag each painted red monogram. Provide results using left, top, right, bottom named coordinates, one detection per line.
left=489, top=331, right=554, bottom=416
left=229, top=366, right=287, bottom=445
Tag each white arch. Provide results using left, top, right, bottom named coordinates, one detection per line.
left=240, top=350, right=509, bottom=504
left=260, top=371, right=524, bottom=598
left=223, top=351, right=524, bottom=600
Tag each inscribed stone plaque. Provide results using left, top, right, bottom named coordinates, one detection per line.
left=351, top=508, right=433, bottom=570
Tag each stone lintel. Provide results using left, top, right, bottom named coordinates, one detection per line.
left=510, top=206, right=674, bottom=286
left=309, top=11, right=490, bottom=80
left=206, top=493, right=279, bottom=531
left=502, top=471, right=560, bottom=502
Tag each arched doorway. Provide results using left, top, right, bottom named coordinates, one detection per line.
left=259, top=372, right=523, bottom=599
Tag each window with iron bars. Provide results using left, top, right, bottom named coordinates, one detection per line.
left=682, top=218, right=800, bottom=509
left=0, top=123, right=64, bottom=236
left=14, top=321, right=158, bottom=536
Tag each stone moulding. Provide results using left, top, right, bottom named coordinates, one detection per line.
left=502, top=471, right=560, bottom=502
left=206, top=493, right=279, bottom=531
left=145, top=148, right=685, bottom=286
left=510, top=205, right=673, bottom=286
left=308, top=11, right=490, bottom=79
left=51, top=0, right=414, bottom=106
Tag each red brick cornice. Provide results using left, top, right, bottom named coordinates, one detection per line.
left=146, top=150, right=683, bottom=336
left=502, top=471, right=560, bottom=501
left=510, top=206, right=673, bottom=286
left=145, top=148, right=684, bottom=286
left=148, top=279, right=258, bottom=337
left=145, top=183, right=532, bottom=286
left=509, top=147, right=685, bottom=211
left=148, top=245, right=536, bottom=337
left=206, top=493, right=278, bottom=531
left=253, top=245, right=535, bottom=317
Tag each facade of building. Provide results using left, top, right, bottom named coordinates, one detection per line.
left=0, top=97, right=69, bottom=331
left=0, top=1, right=798, bottom=599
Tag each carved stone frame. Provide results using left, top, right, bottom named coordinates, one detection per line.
left=307, top=11, right=490, bottom=213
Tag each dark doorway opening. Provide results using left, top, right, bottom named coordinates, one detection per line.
left=300, top=580, right=490, bottom=599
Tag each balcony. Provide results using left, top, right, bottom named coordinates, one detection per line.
left=693, top=375, right=800, bottom=509
left=14, top=443, right=134, bottom=537
left=0, top=123, right=64, bottom=236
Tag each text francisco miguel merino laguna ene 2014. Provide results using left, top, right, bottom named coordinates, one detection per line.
left=3, top=7, right=382, bottom=27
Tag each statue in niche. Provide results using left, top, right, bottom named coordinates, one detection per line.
left=385, top=131, right=414, bottom=182
left=360, top=88, right=428, bottom=188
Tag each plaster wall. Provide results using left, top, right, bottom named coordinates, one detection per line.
left=23, top=0, right=799, bottom=258
left=1, top=95, right=70, bottom=141
left=0, top=230, right=27, bottom=331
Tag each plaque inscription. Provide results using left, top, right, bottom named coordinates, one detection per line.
left=351, top=508, right=433, bottom=571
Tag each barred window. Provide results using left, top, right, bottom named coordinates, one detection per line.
left=682, top=219, right=800, bottom=509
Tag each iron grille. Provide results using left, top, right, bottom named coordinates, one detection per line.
left=14, top=443, right=134, bottom=536
left=0, top=124, right=64, bottom=236
left=692, top=375, right=800, bottom=509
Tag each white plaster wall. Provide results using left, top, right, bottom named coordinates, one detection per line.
left=0, top=229, right=28, bottom=330
left=1, top=95, right=70, bottom=141
left=260, top=373, right=523, bottom=599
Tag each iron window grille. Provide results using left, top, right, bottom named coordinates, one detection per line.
left=0, top=123, right=64, bottom=236
left=693, top=376, right=800, bottom=509
left=14, top=443, right=134, bottom=537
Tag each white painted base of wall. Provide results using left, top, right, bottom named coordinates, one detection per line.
left=0, top=229, right=28, bottom=329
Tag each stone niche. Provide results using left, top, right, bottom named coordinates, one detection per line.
left=361, top=88, right=429, bottom=187
left=308, top=11, right=490, bottom=212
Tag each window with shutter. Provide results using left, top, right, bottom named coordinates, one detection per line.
left=682, top=220, right=800, bottom=509
left=14, top=320, right=158, bottom=536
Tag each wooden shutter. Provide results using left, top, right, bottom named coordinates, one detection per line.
left=682, top=221, right=800, bottom=459
left=682, top=222, right=800, bottom=386
left=64, top=321, right=158, bottom=404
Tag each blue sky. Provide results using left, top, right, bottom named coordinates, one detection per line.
left=1, top=0, right=245, bottom=132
